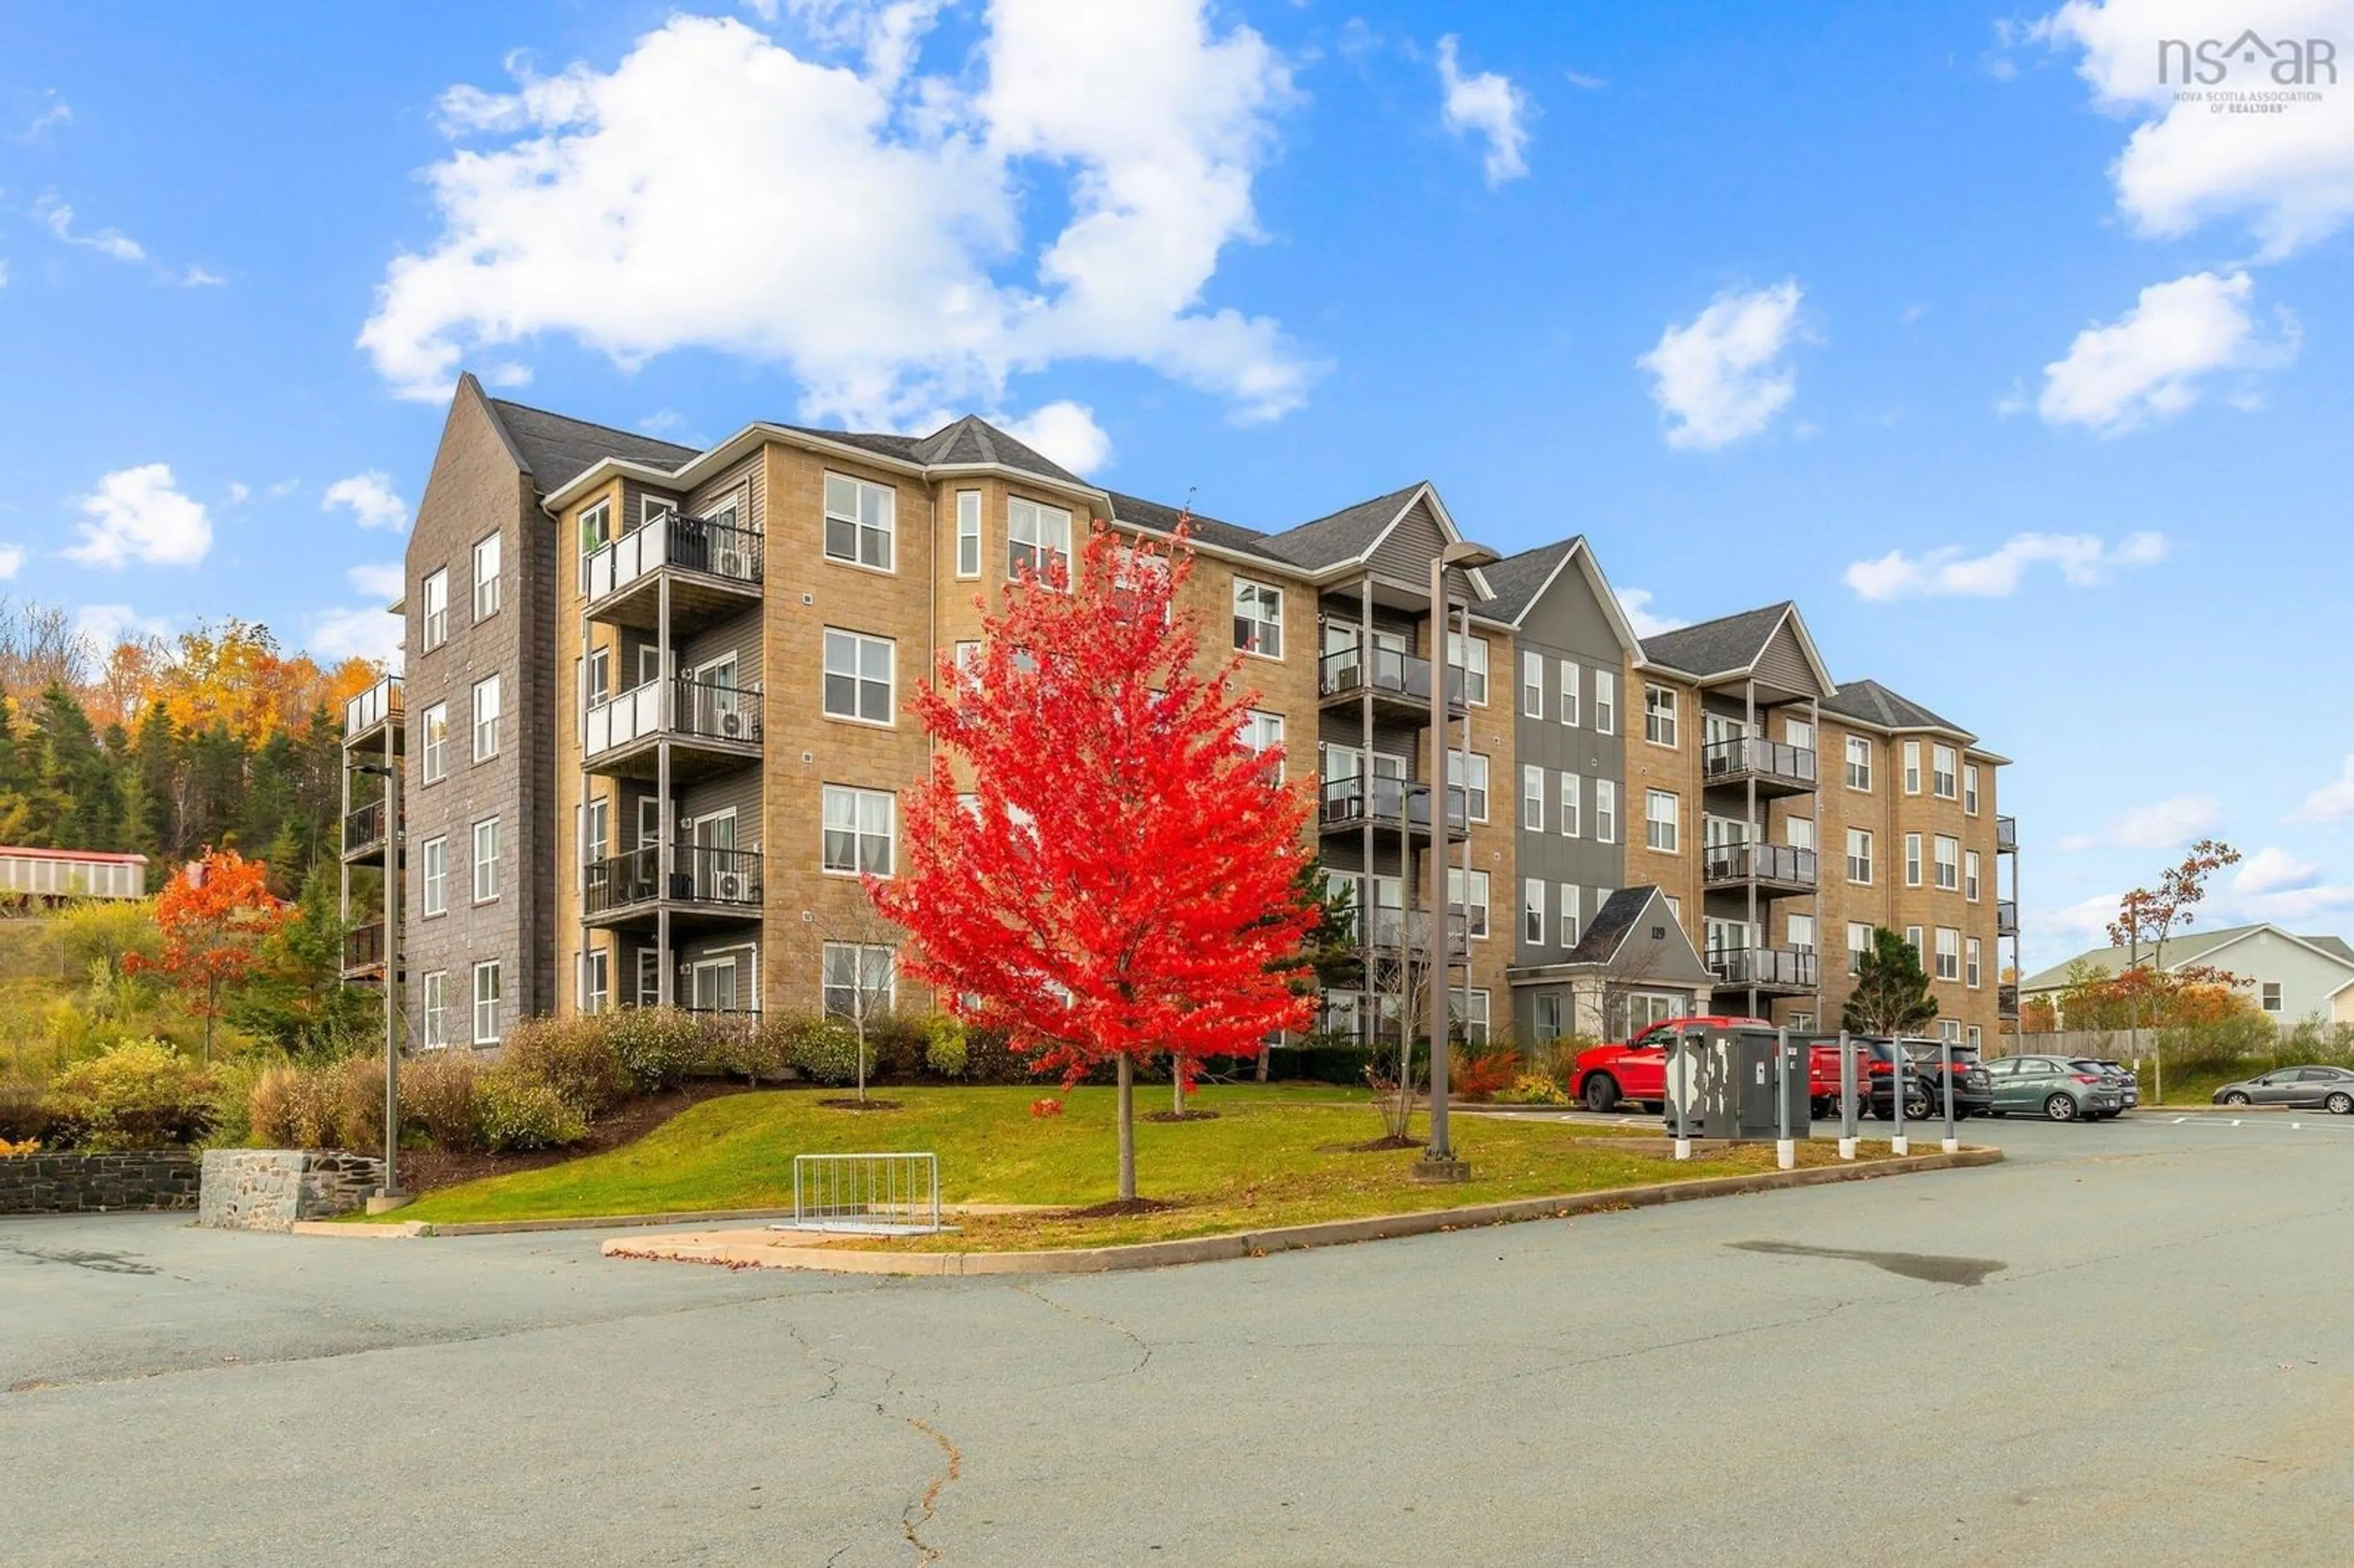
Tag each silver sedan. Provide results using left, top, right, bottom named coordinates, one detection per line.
left=2211, top=1065, right=2354, bottom=1113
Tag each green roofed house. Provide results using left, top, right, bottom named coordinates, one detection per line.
left=2019, top=923, right=2354, bottom=1031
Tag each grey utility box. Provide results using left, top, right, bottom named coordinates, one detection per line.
left=1665, top=1027, right=1810, bottom=1140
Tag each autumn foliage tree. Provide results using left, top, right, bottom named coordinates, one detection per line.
left=2108, top=838, right=2241, bottom=1100
left=871, top=525, right=1319, bottom=1202
left=128, top=848, right=292, bottom=1060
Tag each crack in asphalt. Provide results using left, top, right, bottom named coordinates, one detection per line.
left=1010, top=1281, right=1154, bottom=1382
left=785, top=1319, right=961, bottom=1566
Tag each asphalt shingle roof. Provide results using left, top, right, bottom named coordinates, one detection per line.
left=1103, top=491, right=1278, bottom=560
left=1477, top=539, right=1581, bottom=623
left=1818, top=677, right=1967, bottom=736
left=1639, top=602, right=1794, bottom=677
left=488, top=398, right=701, bottom=492
left=1254, top=482, right=1428, bottom=571
left=909, top=414, right=1088, bottom=487
left=2016, top=923, right=2354, bottom=993
left=1567, top=887, right=1658, bottom=965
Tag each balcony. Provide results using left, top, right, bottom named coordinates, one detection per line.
left=583, top=512, right=764, bottom=632
left=583, top=845, right=764, bottom=929
left=1701, top=737, right=1817, bottom=797
left=341, top=798, right=391, bottom=863
left=1708, top=946, right=1819, bottom=994
left=1997, top=899, right=2019, bottom=937
left=341, top=921, right=393, bottom=978
left=343, top=675, right=403, bottom=744
left=584, top=676, right=763, bottom=780
left=1360, top=908, right=1472, bottom=961
left=1319, top=775, right=1469, bottom=841
left=1998, top=983, right=2020, bottom=1019
left=1318, top=647, right=1466, bottom=722
left=1995, top=815, right=2017, bottom=854
left=1701, top=841, right=1816, bottom=894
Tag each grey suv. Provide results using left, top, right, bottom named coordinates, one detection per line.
left=1986, top=1056, right=2125, bottom=1122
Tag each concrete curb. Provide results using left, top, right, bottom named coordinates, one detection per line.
left=290, top=1201, right=1055, bottom=1239
left=601, top=1146, right=2003, bottom=1277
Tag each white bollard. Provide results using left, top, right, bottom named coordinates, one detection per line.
left=1775, top=1027, right=1796, bottom=1170
left=1837, top=1030, right=1857, bottom=1160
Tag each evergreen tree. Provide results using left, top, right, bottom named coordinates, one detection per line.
left=1842, top=927, right=1940, bottom=1037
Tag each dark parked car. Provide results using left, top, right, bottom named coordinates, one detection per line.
left=2211, top=1065, right=2354, bottom=1113
left=1986, top=1055, right=2124, bottom=1122
left=1860, top=1038, right=1992, bottom=1121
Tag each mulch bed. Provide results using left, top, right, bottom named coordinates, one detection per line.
left=817, top=1097, right=904, bottom=1111
left=1141, top=1108, right=1222, bottom=1124
left=1319, top=1134, right=1421, bottom=1153
left=1059, top=1197, right=1187, bottom=1219
left=399, top=1080, right=756, bottom=1193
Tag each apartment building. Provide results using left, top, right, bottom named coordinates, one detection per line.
left=345, top=375, right=2014, bottom=1055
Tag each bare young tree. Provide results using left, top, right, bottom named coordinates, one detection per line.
left=0, top=598, right=93, bottom=696
left=2109, top=839, right=2242, bottom=1102
left=799, top=905, right=905, bottom=1105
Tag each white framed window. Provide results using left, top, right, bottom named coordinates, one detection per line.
left=1904, top=832, right=1924, bottom=888
left=1596, top=780, right=1618, bottom=844
left=1968, top=1025, right=1982, bottom=1051
left=1534, top=992, right=1564, bottom=1040
left=576, top=499, right=612, bottom=589
left=585, top=647, right=611, bottom=710
left=1940, top=1019, right=1962, bottom=1046
left=472, top=960, right=503, bottom=1045
left=1789, top=1011, right=1816, bottom=1033
left=1933, top=834, right=1960, bottom=891
left=1965, top=936, right=1983, bottom=989
left=421, top=568, right=448, bottom=652
left=1846, top=828, right=1873, bottom=885
left=1238, top=710, right=1286, bottom=779
left=1664, top=894, right=1682, bottom=926
left=1935, top=927, right=1960, bottom=983
left=1449, top=867, right=1490, bottom=940
left=1847, top=921, right=1872, bottom=975
left=636, top=644, right=663, bottom=688
left=1906, top=925, right=1924, bottom=959
left=1559, top=883, right=1580, bottom=947
left=821, top=785, right=895, bottom=876
left=421, top=835, right=447, bottom=918
left=1789, top=912, right=1816, bottom=953
left=1964, top=763, right=1981, bottom=816
left=2261, top=981, right=2283, bottom=1013
left=1522, top=650, right=1543, bottom=717
left=420, top=702, right=448, bottom=784
left=821, top=942, right=896, bottom=1018
left=1233, top=580, right=1285, bottom=658
left=1903, top=740, right=1922, bottom=795
left=1457, top=988, right=1492, bottom=1048
left=1845, top=736, right=1872, bottom=791
left=1561, top=773, right=1580, bottom=837
left=637, top=796, right=661, bottom=849
left=1965, top=850, right=1981, bottom=903
left=472, top=532, right=502, bottom=621
left=585, top=797, right=609, bottom=869
left=1007, top=496, right=1073, bottom=583
left=582, top=949, right=609, bottom=1014
left=473, top=816, right=501, bottom=904
left=822, top=628, right=894, bottom=725
left=1787, top=815, right=1816, bottom=851
left=1644, top=684, right=1678, bottom=748
left=823, top=472, right=894, bottom=570
left=1785, top=717, right=1815, bottom=751
left=1645, top=788, right=1679, bottom=853
left=1523, top=878, right=1545, bottom=945
left=636, top=948, right=660, bottom=1008
left=1560, top=661, right=1579, bottom=726
left=1448, top=631, right=1490, bottom=706
left=1523, top=765, right=1544, bottom=832
left=422, top=971, right=448, bottom=1048
left=471, top=673, right=501, bottom=763
left=1446, top=752, right=1490, bottom=821
left=954, top=490, right=981, bottom=578
left=1932, top=744, right=1958, bottom=800
left=1593, top=670, right=1616, bottom=734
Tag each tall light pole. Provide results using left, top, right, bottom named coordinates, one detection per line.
left=354, top=761, right=407, bottom=1211
left=1420, top=538, right=1499, bottom=1181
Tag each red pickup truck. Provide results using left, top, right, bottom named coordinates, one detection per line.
left=1569, top=1018, right=1852, bottom=1115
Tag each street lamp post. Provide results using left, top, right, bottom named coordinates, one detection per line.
left=354, top=761, right=407, bottom=1212
left=1419, top=539, right=1500, bottom=1182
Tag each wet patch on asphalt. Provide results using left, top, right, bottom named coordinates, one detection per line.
left=0, top=1242, right=159, bottom=1276
left=1727, top=1240, right=2006, bottom=1287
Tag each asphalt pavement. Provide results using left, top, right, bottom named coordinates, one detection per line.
left=4, top=1112, right=2350, bottom=1566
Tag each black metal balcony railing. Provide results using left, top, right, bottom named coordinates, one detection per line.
left=584, top=845, right=764, bottom=916
left=1701, top=842, right=1818, bottom=888
left=1701, top=737, right=1818, bottom=789
left=1997, top=899, right=2019, bottom=937
left=1708, top=946, right=1819, bottom=989
left=1995, top=815, right=2018, bottom=854
left=1317, top=646, right=1466, bottom=709
left=584, top=512, right=766, bottom=603
left=343, top=921, right=388, bottom=972
left=343, top=798, right=389, bottom=854
left=1319, top=775, right=1469, bottom=834
left=1998, top=983, right=2021, bottom=1018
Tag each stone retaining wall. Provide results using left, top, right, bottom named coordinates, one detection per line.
left=0, top=1151, right=202, bottom=1215
left=199, top=1150, right=385, bottom=1231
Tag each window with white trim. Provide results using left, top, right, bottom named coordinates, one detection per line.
left=422, top=971, right=448, bottom=1048
left=1906, top=925, right=1924, bottom=959
left=821, top=942, right=896, bottom=1018
left=1560, top=661, right=1579, bottom=726
left=1596, top=780, right=1618, bottom=843
left=1788, top=912, right=1816, bottom=953
left=821, top=785, right=895, bottom=876
left=1448, top=631, right=1489, bottom=705
left=1644, top=684, right=1678, bottom=748
left=1965, top=936, right=1983, bottom=989
left=1935, top=927, right=1961, bottom=983
left=1905, top=832, right=1923, bottom=888
left=420, top=702, right=448, bottom=784
left=822, top=629, right=894, bottom=724
left=1458, top=988, right=1491, bottom=1047
left=1964, top=763, right=1981, bottom=816
left=1932, top=744, right=1958, bottom=800
left=823, top=473, right=894, bottom=570
left=1968, top=1025, right=1982, bottom=1050
left=1523, top=878, right=1544, bottom=945
left=472, top=533, right=502, bottom=622
left=1846, top=828, right=1873, bottom=885
left=585, top=647, right=610, bottom=711
left=1449, top=866, right=1490, bottom=940
left=2261, top=981, right=2283, bottom=1013
left=1447, top=752, right=1490, bottom=821
left=1940, top=1019, right=1963, bottom=1045
left=1965, top=850, right=1981, bottom=903
left=1522, top=650, right=1543, bottom=717
left=421, top=836, right=447, bottom=918
left=585, top=797, right=609, bottom=869
left=1238, top=710, right=1286, bottom=779
left=1847, top=921, right=1872, bottom=975
left=955, top=490, right=981, bottom=578
left=1523, top=765, right=1544, bottom=832
left=1007, top=497, right=1073, bottom=583
left=1645, top=788, right=1679, bottom=853
left=582, top=949, right=609, bottom=1014
left=1594, top=670, right=1616, bottom=734
left=1933, top=834, right=1960, bottom=891
left=471, top=674, right=501, bottom=763
left=1559, top=882, right=1580, bottom=947
left=1535, top=992, right=1563, bottom=1040
left=1845, top=736, right=1872, bottom=791
left=473, top=960, right=503, bottom=1045
left=1233, top=580, right=1285, bottom=658
left=1903, top=740, right=1922, bottom=794
left=421, top=568, right=448, bottom=652
left=576, top=500, right=611, bottom=590
left=1560, top=773, right=1580, bottom=837
left=473, top=816, right=500, bottom=904
left=1787, top=815, right=1816, bottom=852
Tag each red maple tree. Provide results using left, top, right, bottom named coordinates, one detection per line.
left=871, top=523, right=1319, bottom=1201
left=129, top=848, right=291, bottom=1061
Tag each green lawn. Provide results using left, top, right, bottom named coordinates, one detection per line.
left=393, top=1084, right=1927, bottom=1247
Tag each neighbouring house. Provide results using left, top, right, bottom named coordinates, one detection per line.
left=0, top=846, right=148, bottom=904
left=2020, top=923, right=2354, bottom=1030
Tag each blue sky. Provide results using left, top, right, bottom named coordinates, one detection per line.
left=4, top=0, right=2352, bottom=967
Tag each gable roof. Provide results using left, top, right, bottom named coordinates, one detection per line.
left=1819, top=677, right=1969, bottom=738
left=485, top=396, right=700, bottom=493
left=2017, top=923, right=2354, bottom=993
left=1639, top=601, right=1834, bottom=697
left=1255, top=482, right=1430, bottom=571
left=908, top=414, right=1088, bottom=487
left=1559, top=886, right=1718, bottom=988
left=1477, top=539, right=1580, bottom=622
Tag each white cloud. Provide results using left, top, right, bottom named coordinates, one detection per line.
left=997, top=400, right=1110, bottom=473
left=72, top=603, right=172, bottom=655
left=1843, top=530, right=2168, bottom=599
left=322, top=471, right=411, bottom=532
left=307, top=605, right=405, bottom=668
left=2031, top=1, right=2354, bottom=259
left=361, top=6, right=1311, bottom=429
left=0, top=259, right=9, bottom=289
left=19, top=94, right=70, bottom=141
left=2112, top=793, right=2221, bottom=850
left=1436, top=35, right=1531, bottom=187
left=1564, top=69, right=1608, bottom=91
left=35, top=196, right=145, bottom=262
left=2055, top=832, right=2097, bottom=852
left=266, top=479, right=300, bottom=499
left=2033, top=889, right=2127, bottom=954
left=0, top=544, right=22, bottom=580
left=2235, top=846, right=2321, bottom=897
left=2038, top=270, right=2296, bottom=434
left=347, top=561, right=406, bottom=603
left=1615, top=587, right=1685, bottom=639
left=179, top=265, right=225, bottom=287
left=63, top=464, right=213, bottom=568
left=2230, top=881, right=2354, bottom=925
left=2298, top=754, right=2354, bottom=821
left=1637, top=280, right=1807, bottom=450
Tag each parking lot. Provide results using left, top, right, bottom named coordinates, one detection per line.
left=5, top=1111, right=2351, bottom=1567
